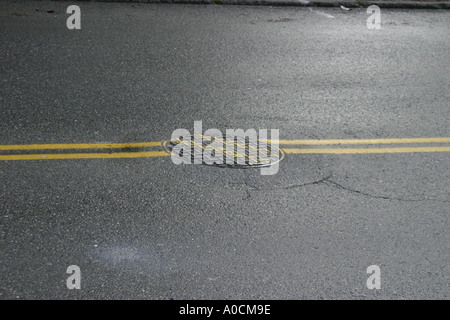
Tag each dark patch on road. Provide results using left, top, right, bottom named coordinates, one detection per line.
left=267, top=17, right=294, bottom=22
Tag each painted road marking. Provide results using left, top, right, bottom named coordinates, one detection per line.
left=282, top=147, right=450, bottom=154
left=277, top=137, right=450, bottom=145
left=0, top=137, right=449, bottom=160
left=0, top=151, right=168, bottom=161
left=0, top=141, right=161, bottom=151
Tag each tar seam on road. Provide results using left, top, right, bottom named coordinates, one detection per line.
left=0, top=137, right=450, bottom=160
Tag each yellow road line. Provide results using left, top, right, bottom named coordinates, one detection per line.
left=0, top=141, right=161, bottom=151
left=1, top=137, right=450, bottom=160
left=282, top=147, right=450, bottom=154
left=278, top=137, right=450, bottom=145
left=0, top=151, right=169, bottom=161
left=1, top=147, right=449, bottom=161
left=1, top=137, right=449, bottom=151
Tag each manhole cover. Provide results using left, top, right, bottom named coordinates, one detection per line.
left=162, top=134, right=285, bottom=169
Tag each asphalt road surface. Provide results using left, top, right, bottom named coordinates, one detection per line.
left=0, top=1, right=449, bottom=299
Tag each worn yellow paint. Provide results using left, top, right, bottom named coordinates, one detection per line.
left=0, top=141, right=161, bottom=151
left=282, top=147, right=450, bottom=154
left=277, top=137, right=450, bottom=145
left=0, top=151, right=169, bottom=161
left=1, top=137, right=450, bottom=161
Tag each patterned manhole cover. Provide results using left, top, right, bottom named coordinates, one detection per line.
left=162, top=134, right=285, bottom=169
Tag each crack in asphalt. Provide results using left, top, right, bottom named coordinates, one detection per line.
left=241, top=174, right=449, bottom=203
left=282, top=173, right=333, bottom=190
left=323, top=180, right=450, bottom=203
left=241, top=173, right=333, bottom=200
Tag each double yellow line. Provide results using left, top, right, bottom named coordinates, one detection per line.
left=1, top=137, right=450, bottom=161
left=0, top=142, right=167, bottom=160
left=281, top=137, right=450, bottom=154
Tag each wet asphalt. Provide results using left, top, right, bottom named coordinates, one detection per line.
left=0, top=1, right=449, bottom=299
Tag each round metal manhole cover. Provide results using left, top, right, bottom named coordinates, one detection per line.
left=162, top=134, right=285, bottom=169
